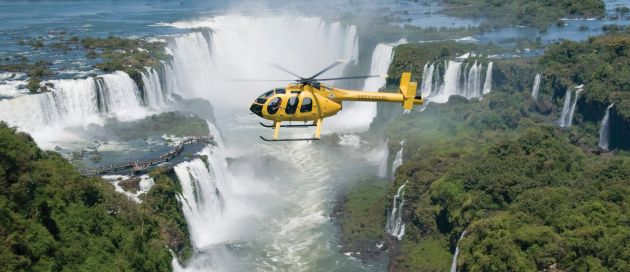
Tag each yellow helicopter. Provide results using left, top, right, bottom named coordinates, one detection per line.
left=248, top=61, right=423, bottom=141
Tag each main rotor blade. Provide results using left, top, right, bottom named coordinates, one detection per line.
left=228, top=79, right=297, bottom=82
left=307, top=60, right=346, bottom=79
left=270, top=63, right=304, bottom=79
left=317, top=75, right=382, bottom=81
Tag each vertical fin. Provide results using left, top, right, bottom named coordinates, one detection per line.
left=403, top=82, right=418, bottom=110
left=399, top=72, right=411, bottom=96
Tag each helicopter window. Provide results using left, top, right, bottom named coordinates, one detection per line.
left=275, top=88, right=286, bottom=94
left=256, top=90, right=274, bottom=104
left=267, top=97, right=282, bottom=115
left=285, top=96, right=298, bottom=114
left=300, top=97, right=312, bottom=113
left=250, top=103, right=263, bottom=117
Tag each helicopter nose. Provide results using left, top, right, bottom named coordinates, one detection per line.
left=250, top=103, right=264, bottom=117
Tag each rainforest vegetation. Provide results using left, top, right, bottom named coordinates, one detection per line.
left=442, top=0, right=605, bottom=30
left=0, top=123, right=191, bottom=271
left=81, top=37, right=169, bottom=85
left=340, top=39, right=630, bottom=271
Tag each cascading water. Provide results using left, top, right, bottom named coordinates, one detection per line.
left=162, top=15, right=386, bottom=271
left=390, top=140, right=404, bottom=178
left=95, top=71, right=146, bottom=119
left=598, top=103, right=615, bottom=150
left=434, top=61, right=463, bottom=103
left=482, top=62, right=493, bottom=95
left=558, top=89, right=572, bottom=128
left=163, top=15, right=359, bottom=121
left=421, top=63, right=435, bottom=98
left=531, top=73, right=541, bottom=100
left=141, top=67, right=169, bottom=108
left=450, top=230, right=467, bottom=272
left=558, top=85, right=583, bottom=128
left=174, top=145, right=228, bottom=248
left=464, top=61, right=482, bottom=99
left=0, top=71, right=147, bottom=141
left=386, top=181, right=408, bottom=240
left=567, top=85, right=584, bottom=127
left=378, top=139, right=390, bottom=178
left=420, top=58, right=493, bottom=104
left=337, top=43, right=394, bottom=131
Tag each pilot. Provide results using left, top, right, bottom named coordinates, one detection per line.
left=268, top=97, right=282, bottom=114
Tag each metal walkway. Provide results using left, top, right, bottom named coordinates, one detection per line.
left=81, top=136, right=213, bottom=176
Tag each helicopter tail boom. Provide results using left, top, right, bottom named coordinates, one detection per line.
left=331, top=72, right=423, bottom=109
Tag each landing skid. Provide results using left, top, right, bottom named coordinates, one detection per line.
left=259, top=136, right=320, bottom=142
left=259, top=122, right=316, bottom=128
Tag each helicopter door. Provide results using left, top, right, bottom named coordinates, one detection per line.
left=285, top=96, right=299, bottom=114
left=300, top=97, right=313, bottom=113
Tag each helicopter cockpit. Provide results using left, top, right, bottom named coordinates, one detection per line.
left=250, top=88, right=286, bottom=117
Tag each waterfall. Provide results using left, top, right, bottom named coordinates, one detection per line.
left=420, top=59, right=491, bottom=104
left=531, top=73, right=541, bottom=100
left=0, top=79, right=90, bottom=132
left=450, top=230, right=467, bottom=272
left=95, top=71, right=145, bottom=120
left=567, top=85, right=583, bottom=127
left=464, top=61, right=482, bottom=99
left=390, top=140, right=404, bottom=178
left=174, top=144, right=228, bottom=248
left=386, top=181, right=407, bottom=240
left=482, top=62, right=493, bottom=95
left=162, top=15, right=369, bottom=271
left=439, top=61, right=463, bottom=103
left=362, top=44, right=393, bottom=92
left=558, top=89, right=572, bottom=128
left=420, top=63, right=435, bottom=98
left=0, top=71, right=147, bottom=137
left=598, top=103, right=615, bottom=150
left=141, top=67, right=168, bottom=108
left=338, top=42, right=394, bottom=131
left=558, top=85, right=584, bottom=128
left=163, top=16, right=358, bottom=121
left=378, top=139, right=389, bottom=178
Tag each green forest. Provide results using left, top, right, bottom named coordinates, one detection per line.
left=0, top=123, right=190, bottom=271
left=443, top=0, right=605, bottom=30
left=339, top=38, right=630, bottom=271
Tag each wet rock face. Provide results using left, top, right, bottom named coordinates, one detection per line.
left=609, top=109, right=630, bottom=150
left=529, top=99, right=554, bottom=115
left=118, top=177, right=141, bottom=192
left=492, top=60, right=537, bottom=93
left=577, top=98, right=608, bottom=123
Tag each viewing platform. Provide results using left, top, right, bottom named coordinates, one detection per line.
left=81, top=136, right=213, bottom=176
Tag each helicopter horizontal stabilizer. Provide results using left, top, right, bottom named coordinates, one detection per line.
left=259, top=136, right=320, bottom=142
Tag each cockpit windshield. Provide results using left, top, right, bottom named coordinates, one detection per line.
left=256, top=90, right=274, bottom=104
